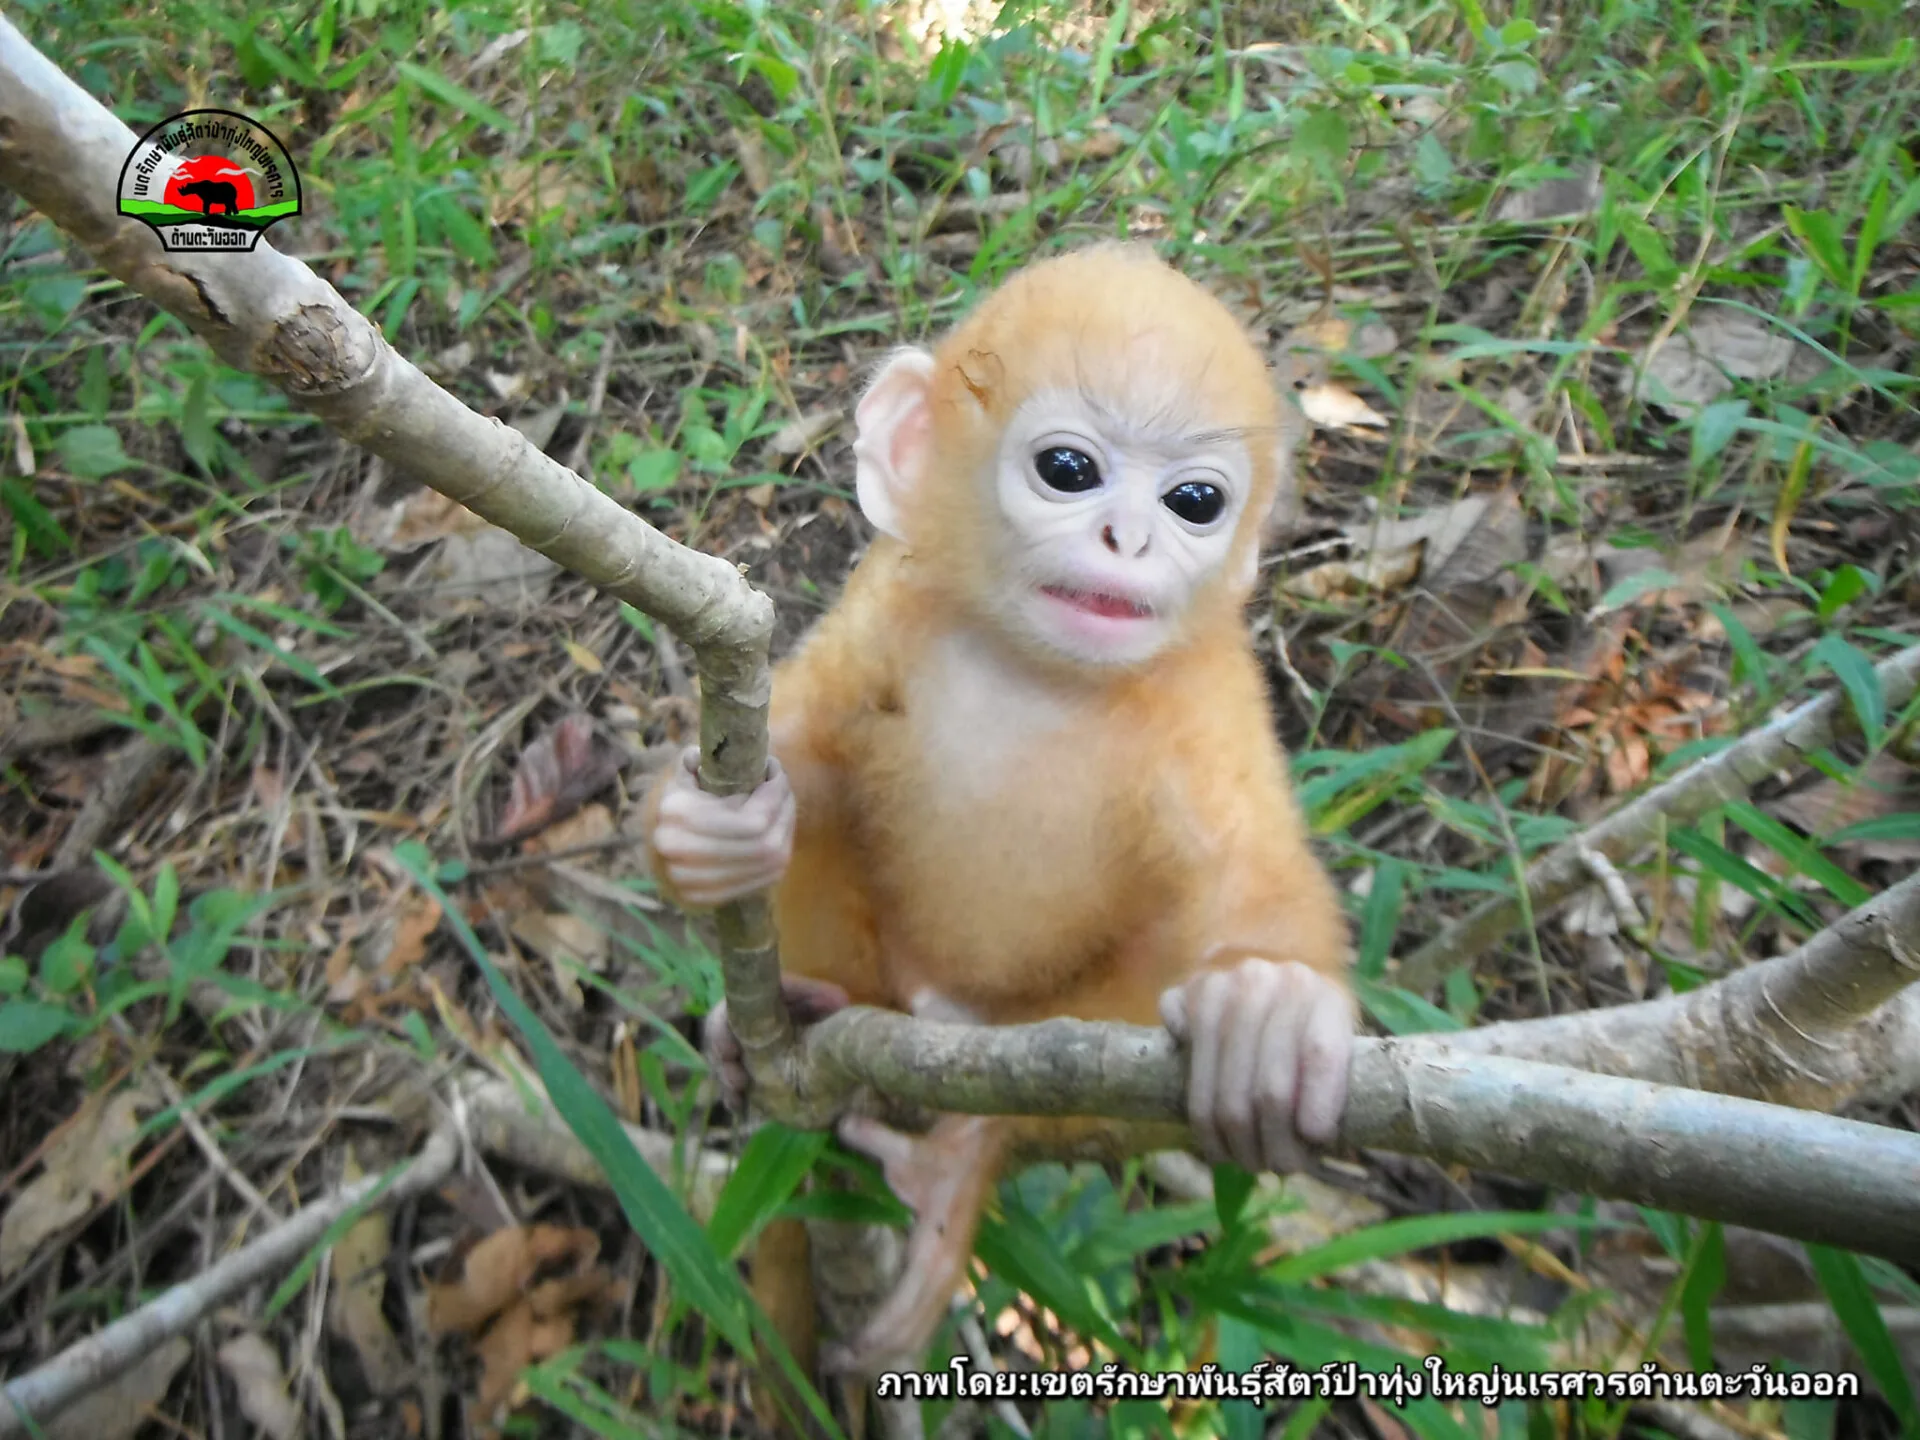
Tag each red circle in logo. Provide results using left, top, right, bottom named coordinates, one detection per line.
left=163, top=155, right=257, bottom=213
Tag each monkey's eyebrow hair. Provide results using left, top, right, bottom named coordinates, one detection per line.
left=1076, top=394, right=1265, bottom=452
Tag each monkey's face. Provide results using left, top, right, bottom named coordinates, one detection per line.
left=983, top=387, right=1257, bottom=669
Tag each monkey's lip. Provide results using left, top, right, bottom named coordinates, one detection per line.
left=1039, top=584, right=1155, bottom=620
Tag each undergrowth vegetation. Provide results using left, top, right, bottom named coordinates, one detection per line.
left=1, top=0, right=1918, bottom=1435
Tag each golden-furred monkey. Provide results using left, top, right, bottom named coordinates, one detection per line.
left=645, top=242, right=1353, bottom=1382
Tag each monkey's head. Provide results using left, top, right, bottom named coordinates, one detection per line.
left=853, top=243, right=1292, bottom=671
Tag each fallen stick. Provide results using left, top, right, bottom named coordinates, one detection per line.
left=1395, top=642, right=1920, bottom=992
left=0, top=1125, right=458, bottom=1439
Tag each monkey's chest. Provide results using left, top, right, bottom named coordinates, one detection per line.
left=851, top=644, right=1155, bottom=1015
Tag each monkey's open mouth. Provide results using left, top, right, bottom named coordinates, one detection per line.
left=1040, top=584, right=1154, bottom=620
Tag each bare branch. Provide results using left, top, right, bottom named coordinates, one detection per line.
left=1406, top=868, right=1920, bottom=1110
left=1396, top=643, right=1920, bottom=992
left=0, top=1127, right=458, bottom=1439
left=0, top=13, right=806, bottom=1114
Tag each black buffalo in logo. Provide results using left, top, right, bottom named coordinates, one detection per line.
left=177, top=179, right=240, bottom=216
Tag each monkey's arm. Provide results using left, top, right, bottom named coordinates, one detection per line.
left=1159, top=746, right=1357, bottom=1177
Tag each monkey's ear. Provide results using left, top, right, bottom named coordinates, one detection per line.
left=852, top=349, right=937, bottom=541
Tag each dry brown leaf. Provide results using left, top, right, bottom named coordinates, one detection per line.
left=217, top=1332, right=304, bottom=1440
left=391, top=488, right=488, bottom=548
left=525, top=801, right=615, bottom=856
left=1495, top=163, right=1602, bottom=224
left=428, top=1224, right=600, bottom=1336
left=510, top=910, right=610, bottom=971
left=561, top=639, right=604, bottom=675
left=46, top=1336, right=190, bottom=1440
left=1296, top=383, right=1390, bottom=430
left=0, top=1088, right=148, bottom=1280
left=1634, top=308, right=1823, bottom=412
left=327, top=1148, right=408, bottom=1396
left=10, top=412, right=34, bottom=475
left=378, top=894, right=444, bottom=979
left=497, top=714, right=622, bottom=842
left=768, top=409, right=842, bottom=456
left=1769, top=753, right=1920, bottom=862
left=426, top=525, right=559, bottom=613
left=473, top=1298, right=578, bottom=1414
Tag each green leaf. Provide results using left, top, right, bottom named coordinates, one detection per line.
left=1807, top=1245, right=1920, bottom=1434
left=395, top=60, right=516, bottom=132
left=0, top=478, right=71, bottom=558
left=1412, top=132, right=1454, bottom=186
left=23, top=273, right=88, bottom=327
left=1807, top=634, right=1886, bottom=747
left=1291, top=108, right=1349, bottom=175
left=1680, top=1222, right=1726, bottom=1371
left=1815, top=564, right=1878, bottom=622
left=1784, top=206, right=1852, bottom=292
left=1354, top=859, right=1407, bottom=982
left=1594, top=566, right=1681, bottom=614
left=1266, top=1210, right=1603, bottom=1285
left=1690, top=399, right=1749, bottom=468
left=39, top=915, right=95, bottom=996
left=1213, top=1163, right=1256, bottom=1232
left=0, top=1001, right=73, bottom=1053
left=1722, top=802, right=1872, bottom=908
left=1710, top=603, right=1773, bottom=695
left=54, top=424, right=132, bottom=480
left=1830, top=813, right=1920, bottom=846
left=626, top=450, right=681, bottom=492
left=1355, top=976, right=1463, bottom=1036
left=0, top=957, right=27, bottom=996
left=706, top=1124, right=826, bottom=1260
left=1668, top=828, right=1823, bottom=931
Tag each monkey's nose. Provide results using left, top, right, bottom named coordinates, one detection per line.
left=1101, top=523, right=1151, bottom=557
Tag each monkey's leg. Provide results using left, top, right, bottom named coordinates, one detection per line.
left=824, top=1113, right=1007, bottom=1377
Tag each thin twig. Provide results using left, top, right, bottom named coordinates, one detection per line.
left=1396, top=643, right=1920, bottom=991
left=0, top=1126, right=458, bottom=1439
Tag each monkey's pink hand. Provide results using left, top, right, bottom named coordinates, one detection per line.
left=701, top=976, right=850, bottom=1112
left=1160, top=958, right=1353, bottom=1175
left=822, top=1113, right=1001, bottom=1377
left=651, top=745, right=796, bottom=908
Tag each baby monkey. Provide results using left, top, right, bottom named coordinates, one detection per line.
left=646, top=243, right=1353, bottom=1380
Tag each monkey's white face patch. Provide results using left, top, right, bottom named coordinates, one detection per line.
left=991, top=389, right=1253, bottom=666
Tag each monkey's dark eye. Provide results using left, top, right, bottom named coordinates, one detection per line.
left=1034, top=446, right=1102, bottom=493
left=1162, top=481, right=1226, bottom=525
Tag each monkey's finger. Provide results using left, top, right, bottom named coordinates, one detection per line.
left=1158, top=985, right=1190, bottom=1041
left=654, top=795, right=788, bottom=839
left=669, top=866, right=786, bottom=907
left=1254, top=997, right=1310, bottom=1175
left=1183, top=972, right=1233, bottom=1166
left=1214, top=965, right=1280, bottom=1172
left=652, top=827, right=788, bottom=865
left=1294, top=982, right=1354, bottom=1147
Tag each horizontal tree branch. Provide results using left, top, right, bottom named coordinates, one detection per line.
left=803, top=1008, right=1920, bottom=1263
left=1405, top=869, right=1920, bottom=1109
left=1396, top=642, right=1920, bottom=992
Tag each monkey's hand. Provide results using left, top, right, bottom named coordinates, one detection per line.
left=822, top=1113, right=1003, bottom=1378
left=701, top=975, right=850, bottom=1112
left=648, top=745, right=796, bottom=908
left=1160, top=958, right=1353, bottom=1176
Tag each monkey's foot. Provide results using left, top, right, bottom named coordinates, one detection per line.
left=702, top=976, right=849, bottom=1112
left=822, top=1113, right=1006, bottom=1377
